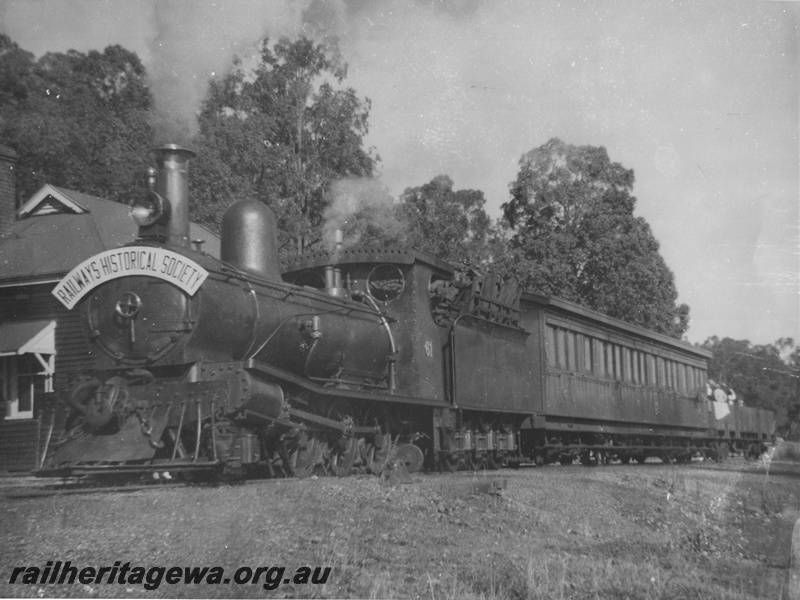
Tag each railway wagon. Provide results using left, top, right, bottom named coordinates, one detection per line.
left=37, top=145, right=774, bottom=478
left=512, top=296, right=774, bottom=464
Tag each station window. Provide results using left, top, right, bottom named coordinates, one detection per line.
left=0, top=321, right=56, bottom=420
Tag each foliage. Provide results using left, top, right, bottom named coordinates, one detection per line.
left=499, top=138, right=689, bottom=338
left=398, top=175, right=495, bottom=264
left=700, top=336, right=799, bottom=434
left=326, top=174, right=499, bottom=268
left=191, top=36, right=376, bottom=254
left=0, top=35, right=152, bottom=204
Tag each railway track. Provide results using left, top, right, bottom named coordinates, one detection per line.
left=7, top=450, right=789, bottom=500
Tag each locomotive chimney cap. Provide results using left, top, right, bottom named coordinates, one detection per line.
left=151, top=144, right=197, bottom=160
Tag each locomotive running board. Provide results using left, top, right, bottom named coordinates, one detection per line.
left=242, top=360, right=451, bottom=408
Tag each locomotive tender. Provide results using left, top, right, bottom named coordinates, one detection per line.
left=39, top=145, right=774, bottom=478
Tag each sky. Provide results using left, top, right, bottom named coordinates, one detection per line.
left=2, top=0, right=798, bottom=346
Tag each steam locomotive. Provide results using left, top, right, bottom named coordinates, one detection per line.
left=38, top=145, right=775, bottom=479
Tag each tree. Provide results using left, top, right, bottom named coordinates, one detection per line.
left=0, top=35, right=152, bottom=204
left=398, top=175, right=494, bottom=264
left=700, top=336, right=799, bottom=434
left=192, top=37, right=376, bottom=253
left=500, top=138, right=689, bottom=338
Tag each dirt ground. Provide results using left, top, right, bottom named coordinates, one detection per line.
left=0, top=451, right=797, bottom=599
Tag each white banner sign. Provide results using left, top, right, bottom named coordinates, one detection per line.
left=52, top=247, right=209, bottom=309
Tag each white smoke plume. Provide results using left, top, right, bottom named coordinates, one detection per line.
left=322, top=178, right=407, bottom=251
left=147, top=0, right=309, bottom=145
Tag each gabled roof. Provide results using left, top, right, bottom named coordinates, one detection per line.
left=17, top=185, right=95, bottom=217
left=0, top=185, right=220, bottom=286
left=0, top=320, right=56, bottom=356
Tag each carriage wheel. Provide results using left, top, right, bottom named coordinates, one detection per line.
left=462, top=452, right=478, bottom=471
left=331, top=436, right=359, bottom=477
left=395, top=443, right=424, bottom=474
left=441, top=453, right=461, bottom=472
left=291, top=433, right=322, bottom=478
left=366, top=433, right=393, bottom=474
left=485, top=453, right=501, bottom=470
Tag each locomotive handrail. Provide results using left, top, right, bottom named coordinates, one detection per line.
left=240, top=278, right=261, bottom=360
left=355, top=291, right=397, bottom=390
left=245, top=308, right=352, bottom=361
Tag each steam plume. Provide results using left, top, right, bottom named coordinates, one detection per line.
left=147, top=0, right=308, bottom=145
left=323, top=178, right=407, bottom=250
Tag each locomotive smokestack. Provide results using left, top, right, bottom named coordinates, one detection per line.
left=152, top=144, right=196, bottom=249
left=333, top=229, right=343, bottom=289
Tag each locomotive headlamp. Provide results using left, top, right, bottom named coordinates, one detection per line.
left=130, top=190, right=170, bottom=227
left=115, top=292, right=142, bottom=319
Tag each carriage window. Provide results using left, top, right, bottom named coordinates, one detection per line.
left=621, top=348, right=629, bottom=382
left=627, top=350, right=634, bottom=383
left=368, top=264, right=405, bottom=302
left=594, top=340, right=604, bottom=376
left=668, top=361, right=676, bottom=390
left=639, top=352, right=647, bottom=385
left=546, top=326, right=557, bottom=368
left=605, top=343, right=614, bottom=379
left=583, top=337, right=593, bottom=373
left=671, top=362, right=678, bottom=390
left=566, top=332, right=577, bottom=371
left=556, top=329, right=567, bottom=368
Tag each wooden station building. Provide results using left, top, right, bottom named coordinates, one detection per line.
left=0, top=145, right=219, bottom=472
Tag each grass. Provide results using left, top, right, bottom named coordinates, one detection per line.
left=1, top=461, right=797, bottom=599
left=771, top=440, right=800, bottom=463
